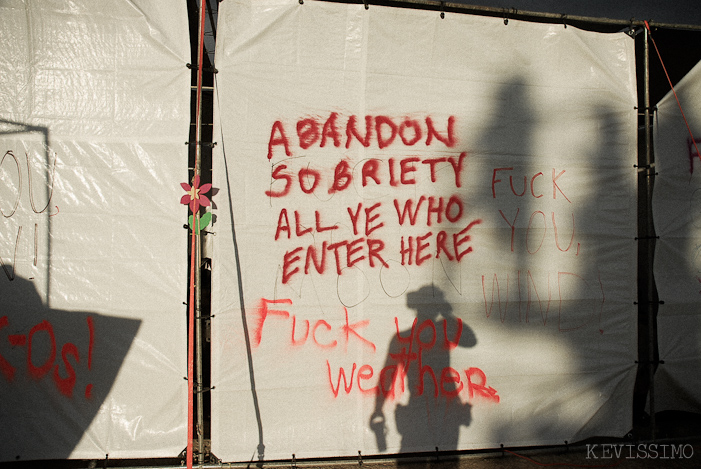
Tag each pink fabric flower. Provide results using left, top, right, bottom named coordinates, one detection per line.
left=180, top=175, right=212, bottom=213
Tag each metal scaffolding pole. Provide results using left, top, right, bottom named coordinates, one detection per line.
left=321, top=0, right=701, bottom=31
left=642, top=25, right=657, bottom=442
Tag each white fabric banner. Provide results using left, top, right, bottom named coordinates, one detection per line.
left=211, top=0, right=638, bottom=461
left=653, top=60, right=701, bottom=413
left=0, top=0, right=189, bottom=461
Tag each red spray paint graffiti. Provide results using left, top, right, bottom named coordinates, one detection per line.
left=268, top=114, right=457, bottom=160
left=0, top=315, right=95, bottom=399
left=251, top=298, right=499, bottom=403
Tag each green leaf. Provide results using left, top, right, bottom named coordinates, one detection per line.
left=188, top=211, right=212, bottom=235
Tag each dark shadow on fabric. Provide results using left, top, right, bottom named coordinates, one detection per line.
left=467, top=76, right=638, bottom=446
left=1, top=120, right=141, bottom=462
left=636, top=27, right=701, bottom=436
left=218, top=115, right=266, bottom=466
left=0, top=275, right=140, bottom=461
left=370, top=285, right=476, bottom=467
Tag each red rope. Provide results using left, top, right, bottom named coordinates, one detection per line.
left=187, top=2, right=207, bottom=469
left=644, top=20, right=701, bottom=163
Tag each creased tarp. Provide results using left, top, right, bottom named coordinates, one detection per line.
left=0, top=0, right=189, bottom=461
left=653, top=60, right=701, bottom=413
left=211, top=0, right=638, bottom=461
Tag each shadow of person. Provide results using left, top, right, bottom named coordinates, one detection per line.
left=370, top=285, right=476, bottom=462
left=0, top=274, right=141, bottom=461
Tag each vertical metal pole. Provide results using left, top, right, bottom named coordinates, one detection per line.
left=643, top=26, right=656, bottom=441
left=188, top=1, right=207, bottom=468
left=187, top=205, right=196, bottom=469
left=195, top=0, right=206, bottom=464
left=196, top=225, right=204, bottom=468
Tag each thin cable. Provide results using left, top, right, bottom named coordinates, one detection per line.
left=214, top=71, right=267, bottom=464
left=644, top=20, right=701, bottom=163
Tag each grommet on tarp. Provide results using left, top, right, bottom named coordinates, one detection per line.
left=502, top=8, right=518, bottom=25
left=440, top=1, right=445, bottom=19
left=624, top=20, right=643, bottom=38
left=364, top=0, right=369, bottom=10
left=358, top=450, right=363, bottom=466
left=299, top=0, right=303, bottom=4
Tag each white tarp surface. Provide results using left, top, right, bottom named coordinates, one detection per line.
left=211, top=0, right=638, bottom=461
left=653, top=60, right=701, bottom=413
left=0, top=0, right=189, bottom=461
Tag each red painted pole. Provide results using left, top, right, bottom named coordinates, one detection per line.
left=188, top=1, right=207, bottom=468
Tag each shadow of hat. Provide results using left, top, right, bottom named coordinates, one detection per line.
left=406, top=285, right=453, bottom=318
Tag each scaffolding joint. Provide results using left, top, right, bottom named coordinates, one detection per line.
left=625, top=21, right=644, bottom=37
left=183, top=224, right=213, bottom=235
left=186, top=141, right=217, bottom=148
left=187, top=63, right=218, bottom=74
